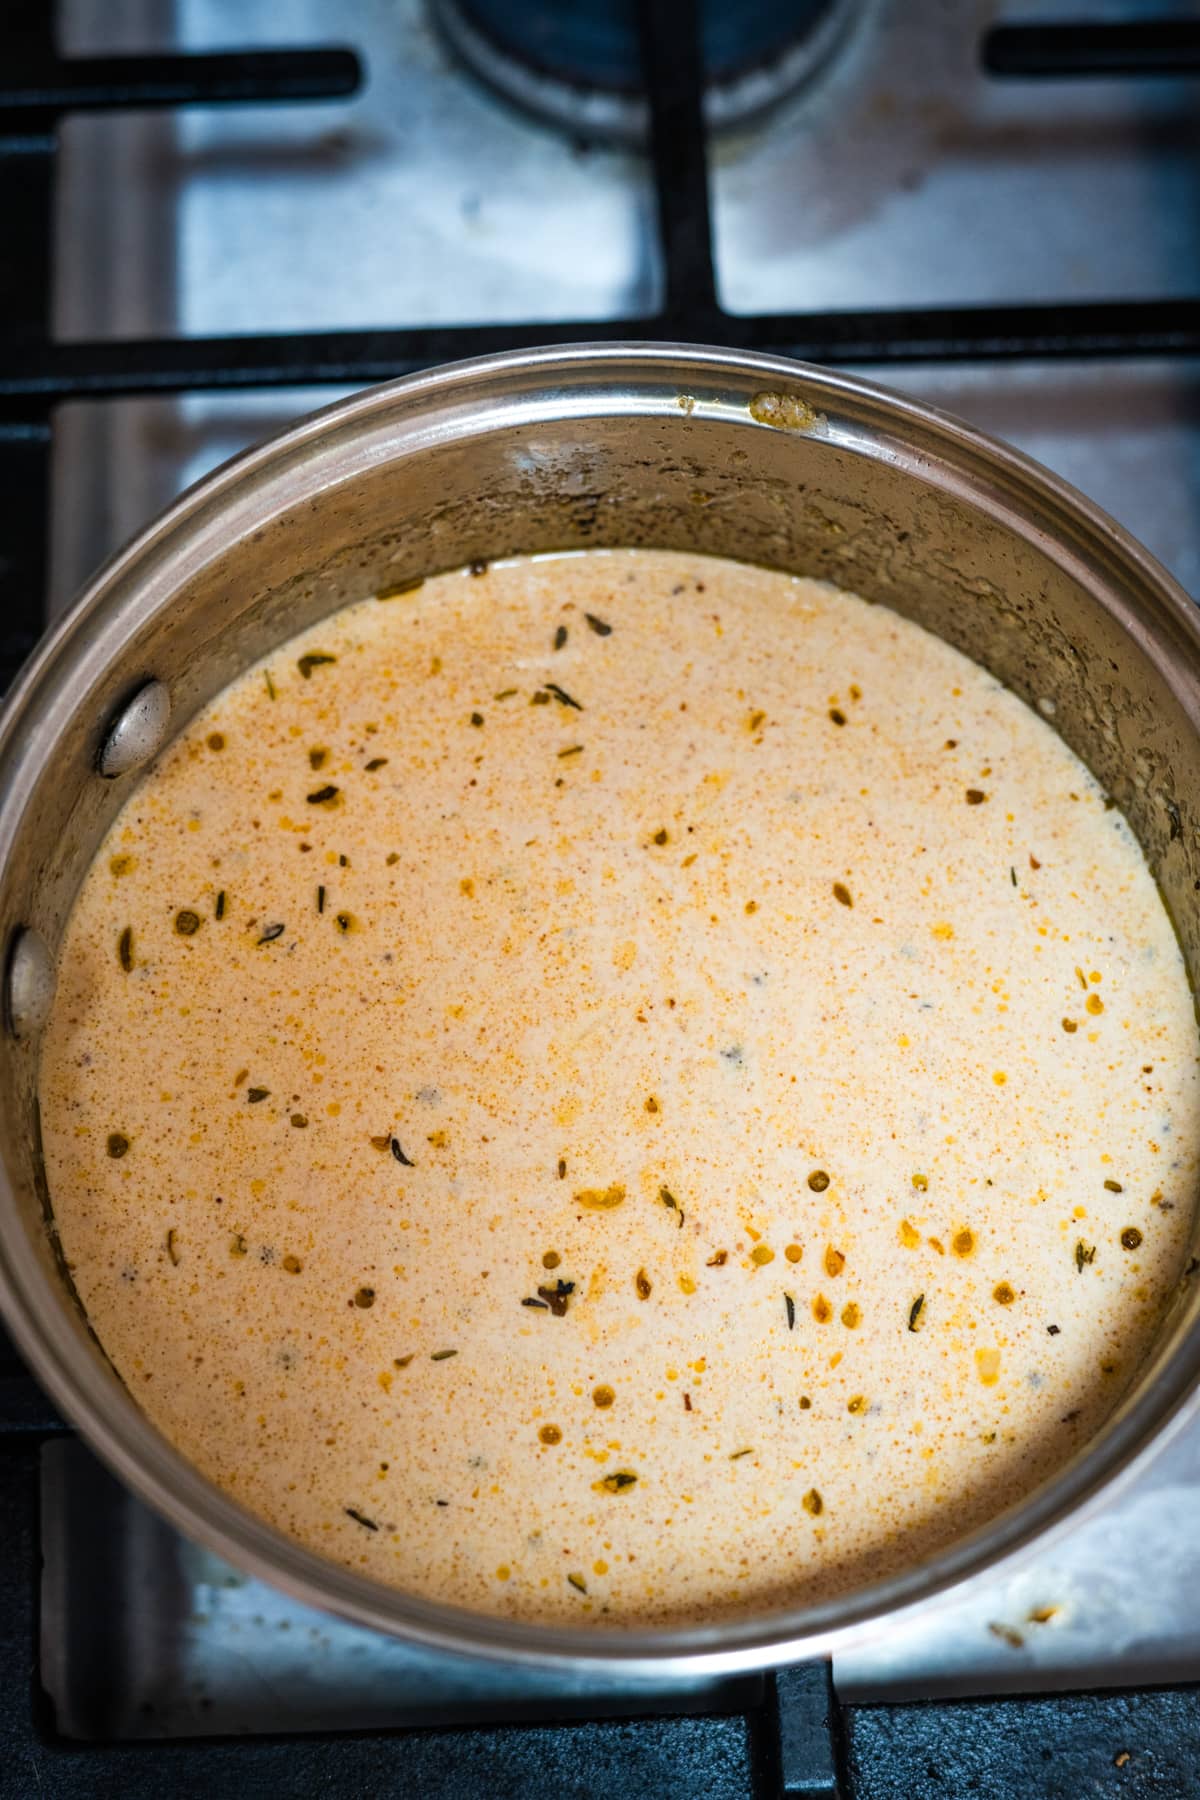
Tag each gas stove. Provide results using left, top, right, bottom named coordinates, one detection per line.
left=4, top=1, right=1200, bottom=1793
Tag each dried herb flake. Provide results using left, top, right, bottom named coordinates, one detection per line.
left=536, top=1279, right=576, bottom=1317
left=659, top=1186, right=685, bottom=1227
left=257, top=923, right=285, bottom=945
left=545, top=682, right=582, bottom=711
left=596, top=1471, right=637, bottom=1493
left=298, top=652, right=337, bottom=679
left=118, top=926, right=134, bottom=972
left=784, top=1293, right=796, bottom=1331
left=908, top=1293, right=925, bottom=1332
left=391, top=1137, right=415, bottom=1167
left=345, top=1507, right=379, bottom=1531
left=247, top=1087, right=270, bottom=1104
left=306, top=784, right=340, bottom=806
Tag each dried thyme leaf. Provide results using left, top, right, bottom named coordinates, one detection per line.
left=365, top=757, right=388, bottom=772
left=390, top=1137, right=414, bottom=1167
left=430, top=1348, right=458, bottom=1361
left=345, top=1507, right=379, bottom=1531
left=557, top=745, right=584, bottom=759
left=247, top=1087, right=270, bottom=1104
left=214, top=890, right=226, bottom=920
left=263, top=671, right=277, bottom=701
left=908, top=1293, right=925, bottom=1332
left=522, top=1296, right=549, bottom=1309
left=785, top=1293, right=796, bottom=1331
left=536, top=1279, right=576, bottom=1317
left=554, top=625, right=568, bottom=651
left=567, top=1573, right=587, bottom=1594
left=1075, top=1240, right=1097, bottom=1271
left=544, top=682, right=582, bottom=711
left=584, top=613, right=612, bottom=637
left=635, top=1267, right=652, bottom=1300
left=298, top=652, right=337, bottom=679
left=377, top=576, right=424, bottom=599
left=317, top=885, right=326, bottom=913
left=729, top=1448, right=753, bottom=1461
left=596, top=1471, right=637, bottom=1493
left=659, top=1186, right=685, bottom=1227
left=165, top=1228, right=180, bottom=1266
left=306, top=784, right=340, bottom=806
left=118, top=926, right=134, bottom=972
left=257, top=923, right=285, bottom=945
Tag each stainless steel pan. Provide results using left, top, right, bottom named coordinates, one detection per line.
left=1, top=344, right=1198, bottom=1675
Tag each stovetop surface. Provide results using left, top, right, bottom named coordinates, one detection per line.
left=5, top=0, right=1200, bottom=1791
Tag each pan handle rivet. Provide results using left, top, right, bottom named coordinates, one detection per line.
left=97, top=680, right=171, bottom=778
left=6, top=928, right=54, bottom=1041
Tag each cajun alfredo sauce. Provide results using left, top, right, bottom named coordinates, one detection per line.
left=39, top=549, right=1200, bottom=1624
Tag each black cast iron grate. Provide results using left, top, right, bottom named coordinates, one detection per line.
left=2, top=3, right=1200, bottom=1793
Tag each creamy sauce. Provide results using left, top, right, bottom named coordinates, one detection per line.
left=39, top=549, right=1200, bottom=1624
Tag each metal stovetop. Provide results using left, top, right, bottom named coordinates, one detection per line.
left=31, top=0, right=1200, bottom=1739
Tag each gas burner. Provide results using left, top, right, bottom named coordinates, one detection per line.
left=432, top=0, right=863, bottom=144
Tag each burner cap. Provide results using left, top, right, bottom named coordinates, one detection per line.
left=433, top=0, right=862, bottom=144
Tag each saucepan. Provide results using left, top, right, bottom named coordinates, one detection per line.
left=1, top=343, right=1198, bottom=1673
